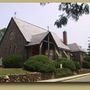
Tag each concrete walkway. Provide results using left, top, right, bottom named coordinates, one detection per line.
left=38, top=73, right=90, bottom=82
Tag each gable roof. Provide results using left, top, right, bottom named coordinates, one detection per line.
left=26, top=31, right=49, bottom=46
left=68, top=43, right=86, bottom=52
left=51, top=32, right=70, bottom=50
left=12, top=17, right=70, bottom=50
left=13, top=17, right=48, bottom=42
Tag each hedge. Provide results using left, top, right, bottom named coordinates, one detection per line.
left=2, top=54, right=23, bottom=68
left=55, top=59, right=76, bottom=72
left=84, top=56, right=90, bottom=62
left=82, top=61, right=90, bottom=69
left=24, top=55, right=56, bottom=73
left=55, top=68, right=73, bottom=78
left=82, top=56, right=90, bottom=69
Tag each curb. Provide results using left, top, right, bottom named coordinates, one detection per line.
left=38, top=73, right=90, bottom=82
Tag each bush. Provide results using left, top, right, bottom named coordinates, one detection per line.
left=82, top=61, right=90, bottom=69
left=82, top=56, right=90, bottom=69
left=74, top=61, right=81, bottom=70
left=55, top=68, right=72, bottom=78
left=74, top=61, right=81, bottom=73
left=84, top=56, right=90, bottom=62
left=2, top=54, right=23, bottom=68
left=24, top=55, right=55, bottom=73
left=55, top=59, right=76, bottom=72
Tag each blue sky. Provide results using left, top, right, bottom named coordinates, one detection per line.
left=0, top=3, right=90, bottom=51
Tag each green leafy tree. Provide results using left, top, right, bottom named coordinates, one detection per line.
left=40, top=3, right=89, bottom=28
left=55, top=3, right=89, bottom=28
left=0, top=28, right=6, bottom=40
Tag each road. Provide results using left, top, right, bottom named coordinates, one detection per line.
left=63, top=74, right=90, bottom=82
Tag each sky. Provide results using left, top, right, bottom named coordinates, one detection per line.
left=0, top=3, right=90, bottom=51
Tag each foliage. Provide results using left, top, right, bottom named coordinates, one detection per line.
left=2, top=54, right=23, bottom=68
left=29, top=55, right=49, bottom=61
left=55, top=16, right=68, bottom=28
left=74, top=61, right=81, bottom=73
left=82, top=56, right=90, bottom=69
left=82, top=61, right=90, bottom=69
left=82, top=56, right=90, bottom=68
left=55, top=68, right=72, bottom=78
left=24, top=55, right=55, bottom=73
left=55, top=3, right=89, bottom=28
left=0, top=28, right=6, bottom=33
left=0, top=28, right=6, bottom=41
left=54, top=59, right=76, bottom=72
left=84, top=56, right=90, bottom=62
left=74, top=61, right=81, bottom=70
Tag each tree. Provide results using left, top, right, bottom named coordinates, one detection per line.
left=0, top=28, right=6, bottom=41
left=40, top=3, right=89, bottom=28
left=54, top=3, right=89, bottom=28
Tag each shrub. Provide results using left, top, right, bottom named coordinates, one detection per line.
left=82, top=61, right=90, bottom=69
left=2, top=54, right=23, bottom=68
left=74, top=61, right=81, bottom=73
left=55, top=59, right=76, bottom=72
left=24, top=55, right=55, bottom=73
left=55, top=68, right=72, bottom=78
left=84, top=56, right=90, bottom=62
left=29, top=55, right=49, bottom=62
left=74, top=61, right=81, bottom=69
left=82, top=56, right=90, bottom=69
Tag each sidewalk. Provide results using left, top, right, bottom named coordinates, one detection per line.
left=38, top=73, right=90, bottom=82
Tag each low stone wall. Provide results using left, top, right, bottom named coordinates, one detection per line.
left=0, top=72, right=57, bottom=83
left=0, top=72, right=41, bottom=83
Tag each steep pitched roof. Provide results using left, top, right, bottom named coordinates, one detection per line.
left=13, top=17, right=70, bottom=50
left=68, top=43, right=86, bottom=52
left=13, top=17, right=48, bottom=42
left=51, top=32, right=70, bottom=50
left=26, top=32, right=49, bottom=46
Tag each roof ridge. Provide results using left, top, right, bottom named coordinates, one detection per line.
left=13, top=17, right=48, bottom=31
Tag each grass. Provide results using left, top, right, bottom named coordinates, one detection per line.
left=0, top=67, right=31, bottom=76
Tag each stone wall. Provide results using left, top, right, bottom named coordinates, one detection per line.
left=0, top=72, right=41, bottom=83
left=0, top=72, right=56, bottom=83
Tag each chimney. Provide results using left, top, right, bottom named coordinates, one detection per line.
left=63, top=31, right=67, bottom=45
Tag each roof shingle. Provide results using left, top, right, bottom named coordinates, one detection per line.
left=13, top=17, right=48, bottom=42
left=68, top=43, right=86, bottom=52
left=13, top=17, right=70, bottom=50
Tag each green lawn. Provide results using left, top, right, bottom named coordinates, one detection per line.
left=0, top=68, right=31, bottom=76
